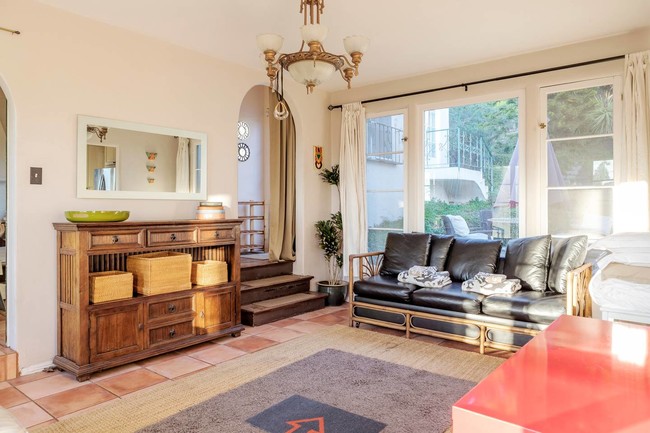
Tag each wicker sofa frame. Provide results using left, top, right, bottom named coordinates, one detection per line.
left=348, top=251, right=593, bottom=354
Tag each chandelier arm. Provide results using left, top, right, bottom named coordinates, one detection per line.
left=338, top=55, right=355, bottom=70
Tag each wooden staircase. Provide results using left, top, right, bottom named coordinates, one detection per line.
left=240, top=255, right=327, bottom=326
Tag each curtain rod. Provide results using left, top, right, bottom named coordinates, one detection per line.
left=327, top=54, right=625, bottom=111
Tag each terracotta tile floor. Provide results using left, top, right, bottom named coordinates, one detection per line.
left=0, top=304, right=511, bottom=429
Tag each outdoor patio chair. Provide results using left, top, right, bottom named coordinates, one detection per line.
left=441, top=215, right=493, bottom=239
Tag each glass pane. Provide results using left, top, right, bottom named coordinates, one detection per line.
left=367, top=161, right=404, bottom=191
left=366, top=114, right=405, bottom=251
left=548, top=137, right=613, bottom=187
left=547, top=85, right=613, bottom=139
left=548, top=188, right=613, bottom=238
left=423, top=98, right=519, bottom=241
left=367, top=191, right=403, bottom=252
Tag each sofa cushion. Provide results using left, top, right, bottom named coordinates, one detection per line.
left=428, top=234, right=454, bottom=270
left=548, top=235, right=588, bottom=293
left=379, top=232, right=431, bottom=276
left=354, top=275, right=419, bottom=302
left=503, top=235, right=551, bottom=292
left=481, top=290, right=566, bottom=324
left=445, top=238, right=502, bottom=282
left=411, top=282, right=484, bottom=314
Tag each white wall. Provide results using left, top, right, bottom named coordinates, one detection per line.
left=0, top=0, right=332, bottom=371
left=330, top=27, right=650, bottom=237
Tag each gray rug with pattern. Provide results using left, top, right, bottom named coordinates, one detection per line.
left=138, top=348, right=474, bottom=433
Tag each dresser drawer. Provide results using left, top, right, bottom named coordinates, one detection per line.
left=147, top=227, right=198, bottom=247
left=199, top=227, right=235, bottom=243
left=148, top=295, right=194, bottom=321
left=148, top=321, right=194, bottom=347
left=88, top=229, right=145, bottom=251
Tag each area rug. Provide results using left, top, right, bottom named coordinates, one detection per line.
left=33, top=325, right=504, bottom=433
left=138, top=349, right=474, bottom=432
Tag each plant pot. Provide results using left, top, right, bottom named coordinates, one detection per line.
left=317, top=281, right=347, bottom=306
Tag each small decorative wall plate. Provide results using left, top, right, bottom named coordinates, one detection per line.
left=146, top=152, right=157, bottom=160
left=237, top=121, right=249, bottom=140
left=147, top=177, right=155, bottom=184
left=238, top=142, right=250, bottom=162
left=147, top=165, right=156, bottom=173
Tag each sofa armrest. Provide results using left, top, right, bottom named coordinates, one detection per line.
left=566, top=263, right=593, bottom=317
left=348, top=251, right=385, bottom=302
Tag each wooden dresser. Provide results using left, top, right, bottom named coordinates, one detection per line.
left=53, top=219, right=244, bottom=381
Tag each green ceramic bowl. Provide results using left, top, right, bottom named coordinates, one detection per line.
left=64, top=211, right=130, bottom=223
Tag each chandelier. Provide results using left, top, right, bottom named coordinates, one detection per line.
left=256, top=0, right=369, bottom=94
left=87, top=125, right=108, bottom=143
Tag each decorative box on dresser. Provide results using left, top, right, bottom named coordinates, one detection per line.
left=53, top=219, right=244, bottom=381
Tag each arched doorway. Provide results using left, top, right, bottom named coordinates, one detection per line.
left=237, top=86, right=296, bottom=263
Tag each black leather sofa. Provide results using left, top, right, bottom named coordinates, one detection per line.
left=348, top=233, right=592, bottom=353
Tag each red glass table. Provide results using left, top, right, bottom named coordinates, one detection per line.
left=453, top=315, right=650, bottom=432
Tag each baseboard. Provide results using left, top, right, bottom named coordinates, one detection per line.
left=20, top=360, right=55, bottom=376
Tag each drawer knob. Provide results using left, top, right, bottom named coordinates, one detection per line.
left=169, top=328, right=176, bottom=338
left=167, top=304, right=177, bottom=313
left=215, top=231, right=220, bottom=238
left=138, top=323, right=143, bottom=330
left=112, top=235, right=119, bottom=244
left=170, top=233, right=177, bottom=241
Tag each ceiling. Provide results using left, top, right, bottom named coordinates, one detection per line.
left=37, top=0, right=650, bottom=92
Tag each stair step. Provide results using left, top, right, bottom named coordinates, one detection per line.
left=241, top=274, right=313, bottom=305
left=241, top=258, right=293, bottom=282
left=241, top=292, right=328, bottom=326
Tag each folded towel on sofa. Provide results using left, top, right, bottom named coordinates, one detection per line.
left=476, top=272, right=507, bottom=284
left=406, top=265, right=438, bottom=277
left=462, top=273, right=522, bottom=295
left=398, top=267, right=451, bottom=288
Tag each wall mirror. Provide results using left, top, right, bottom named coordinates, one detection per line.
left=77, top=115, right=207, bottom=200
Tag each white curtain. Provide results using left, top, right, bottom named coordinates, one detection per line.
left=621, top=51, right=650, bottom=230
left=176, top=137, right=190, bottom=193
left=339, top=102, right=368, bottom=275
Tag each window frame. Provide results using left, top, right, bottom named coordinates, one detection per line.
left=415, top=90, right=526, bottom=235
left=539, top=76, right=622, bottom=237
left=365, top=109, right=408, bottom=247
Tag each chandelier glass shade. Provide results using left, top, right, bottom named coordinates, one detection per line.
left=257, top=0, right=369, bottom=94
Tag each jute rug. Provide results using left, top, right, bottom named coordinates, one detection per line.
left=33, top=326, right=504, bottom=433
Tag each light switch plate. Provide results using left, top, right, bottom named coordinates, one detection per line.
left=30, top=167, right=42, bottom=185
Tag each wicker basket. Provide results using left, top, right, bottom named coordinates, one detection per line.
left=89, top=271, right=133, bottom=304
left=191, top=260, right=228, bottom=285
left=127, top=251, right=192, bottom=295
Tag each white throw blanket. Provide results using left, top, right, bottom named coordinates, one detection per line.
left=397, top=266, right=451, bottom=288
left=462, top=272, right=521, bottom=295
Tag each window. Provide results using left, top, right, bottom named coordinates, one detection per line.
left=422, top=98, right=520, bottom=241
left=366, top=112, right=405, bottom=251
left=541, top=79, right=617, bottom=239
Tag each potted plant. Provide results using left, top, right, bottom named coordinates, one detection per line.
left=314, top=165, right=347, bottom=306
